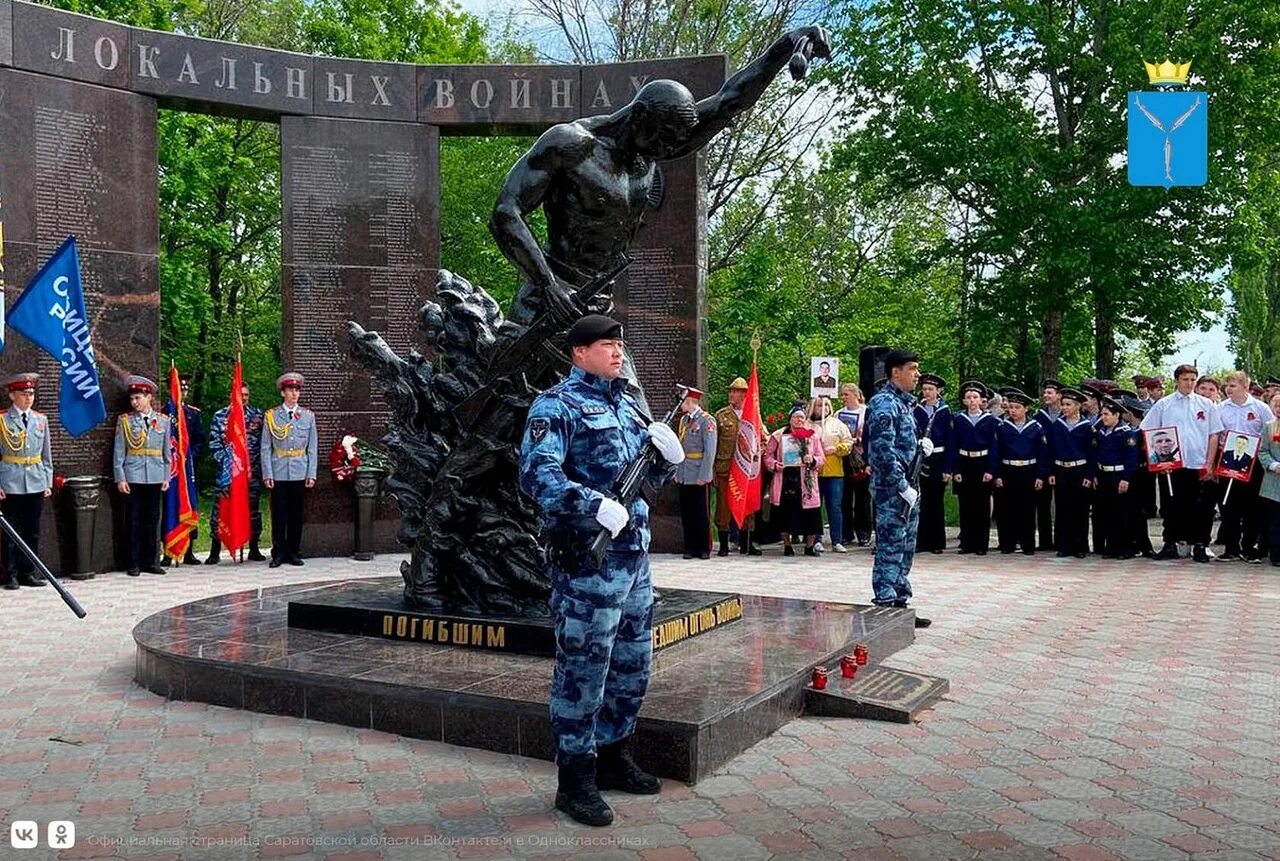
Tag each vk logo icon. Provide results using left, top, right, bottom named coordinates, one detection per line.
left=10, top=821, right=38, bottom=849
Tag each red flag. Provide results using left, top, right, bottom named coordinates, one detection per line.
left=218, top=361, right=251, bottom=553
left=728, top=363, right=764, bottom=527
left=162, top=365, right=198, bottom=560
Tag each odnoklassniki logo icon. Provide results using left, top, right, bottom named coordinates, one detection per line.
left=1127, top=59, right=1208, bottom=188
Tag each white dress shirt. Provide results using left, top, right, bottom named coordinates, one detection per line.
left=1140, top=390, right=1225, bottom=469
left=1217, top=396, right=1270, bottom=436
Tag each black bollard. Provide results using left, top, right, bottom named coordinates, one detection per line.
left=352, top=467, right=387, bottom=561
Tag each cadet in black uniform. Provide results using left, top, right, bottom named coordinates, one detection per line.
left=1093, top=396, right=1139, bottom=558
left=1033, top=380, right=1064, bottom=549
left=948, top=381, right=998, bottom=554
left=1047, top=387, right=1096, bottom=557
left=993, top=388, right=1047, bottom=554
left=913, top=373, right=952, bottom=553
left=1122, top=395, right=1157, bottom=557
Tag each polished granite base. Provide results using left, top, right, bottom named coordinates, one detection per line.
left=286, top=580, right=744, bottom=656
left=134, top=577, right=924, bottom=783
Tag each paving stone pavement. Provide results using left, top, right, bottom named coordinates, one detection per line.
left=2, top=541, right=1279, bottom=860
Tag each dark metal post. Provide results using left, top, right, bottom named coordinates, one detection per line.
left=352, top=467, right=387, bottom=561
left=65, top=475, right=103, bottom=580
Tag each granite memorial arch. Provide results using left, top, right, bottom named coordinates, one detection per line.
left=0, top=0, right=722, bottom=570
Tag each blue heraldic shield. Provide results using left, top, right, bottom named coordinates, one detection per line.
left=1127, top=90, right=1208, bottom=188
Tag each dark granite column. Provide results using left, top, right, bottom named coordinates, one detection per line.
left=280, top=116, right=439, bottom=557
left=0, top=68, right=159, bottom=573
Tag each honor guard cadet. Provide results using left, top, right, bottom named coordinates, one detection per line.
left=1093, top=396, right=1139, bottom=558
left=207, top=380, right=266, bottom=563
left=865, top=350, right=931, bottom=626
left=993, top=388, right=1047, bottom=555
left=913, top=373, right=952, bottom=554
left=713, top=378, right=763, bottom=555
left=262, top=372, right=317, bottom=569
left=519, top=314, right=684, bottom=827
left=1047, top=386, right=1096, bottom=558
left=1122, top=394, right=1157, bottom=557
left=114, top=375, right=172, bottom=576
left=163, top=373, right=206, bottom=566
left=0, top=373, right=53, bottom=589
left=674, top=388, right=717, bottom=559
left=1033, top=379, right=1064, bottom=549
left=947, top=381, right=999, bottom=555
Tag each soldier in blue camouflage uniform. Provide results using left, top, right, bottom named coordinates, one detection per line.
left=113, top=375, right=172, bottom=576
left=865, top=350, right=931, bottom=627
left=0, top=373, right=53, bottom=589
left=519, top=315, right=685, bottom=827
left=206, top=380, right=266, bottom=563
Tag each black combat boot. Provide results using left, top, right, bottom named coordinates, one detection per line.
left=554, top=754, right=614, bottom=826
left=717, top=530, right=730, bottom=557
left=595, top=737, right=661, bottom=795
left=247, top=540, right=266, bottom=562
left=742, top=530, right=763, bottom=555
left=205, top=536, right=221, bottom=565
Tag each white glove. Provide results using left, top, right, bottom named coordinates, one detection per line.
left=647, top=421, right=685, bottom=464
left=920, top=438, right=935, bottom=457
left=595, top=496, right=630, bottom=537
left=900, top=486, right=919, bottom=509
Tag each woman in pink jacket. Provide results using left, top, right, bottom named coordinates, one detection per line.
left=765, top=404, right=827, bottom=555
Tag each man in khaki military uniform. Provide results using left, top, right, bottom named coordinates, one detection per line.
left=674, top=388, right=717, bottom=559
left=262, top=372, right=318, bottom=568
left=0, top=373, right=53, bottom=589
left=113, top=375, right=172, bottom=576
left=713, top=377, right=763, bottom=555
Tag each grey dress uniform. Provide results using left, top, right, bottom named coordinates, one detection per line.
left=0, top=405, right=54, bottom=586
left=261, top=403, right=318, bottom=564
left=113, top=409, right=172, bottom=573
left=675, top=406, right=717, bottom=558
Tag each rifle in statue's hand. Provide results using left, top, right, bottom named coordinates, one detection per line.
left=451, top=256, right=632, bottom=434
left=587, top=384, right=689, bottom=566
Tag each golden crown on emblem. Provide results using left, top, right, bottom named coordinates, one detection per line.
left=1143, top=58, right=1192, bottom=86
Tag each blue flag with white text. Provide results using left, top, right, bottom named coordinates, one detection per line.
left=6, top=236, right=106, bottom=436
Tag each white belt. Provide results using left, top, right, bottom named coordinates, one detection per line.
left=959, top=449, right=988, bottom=457
left=929, top=445, right=946, bottom=452
left=1099, top=464, right=1125, bottom=472
left=1002, top=459, right=1036, bottom=466
left=1056, top=459, right=1086, bottom=468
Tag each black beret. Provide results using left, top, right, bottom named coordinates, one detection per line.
left=919, top=373, right=946, bottom=389
left=565, top=314, right=623, bottom=349
left=883, top=350, right=919, bottom=373
left=1001, top=388, right=1033, bottom=407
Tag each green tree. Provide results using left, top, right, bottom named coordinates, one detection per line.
left=831, top=0, right=1280, bottom=381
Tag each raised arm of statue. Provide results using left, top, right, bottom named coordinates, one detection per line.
left=664, top=26, right=832, bottom=161
left=489, top=124, right=592, bottom=323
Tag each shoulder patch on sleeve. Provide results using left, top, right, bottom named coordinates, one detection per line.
left=529, top=418, right=551, bottom=443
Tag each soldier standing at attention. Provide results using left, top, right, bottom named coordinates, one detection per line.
left=713, top=378, right=763, bottom=555
left=0, top=373, right=53, bottom=589
left=674, top=388, right=717, bottom=559
left=913, top=373, right=952, bottom=554
left=262, top=372, right=317, bottom=568
left=865, top=350, right=931, bottom=628
left=519, top=314, right=684, bottom=827
left=163, top=373, right=205, bottom=566
left=114, top=375, right=172, bottom=576
left=207, top=380, right=267, bottom=563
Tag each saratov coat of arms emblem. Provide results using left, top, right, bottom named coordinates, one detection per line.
left=1127, top=59, right=1208, bottom=188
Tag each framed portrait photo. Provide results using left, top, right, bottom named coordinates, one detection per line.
left=1143, top=426, right=1183, bottom=473
left=810, top=356, right=840, bottom=398
left=781, top=434, right=802, bottom=468
left=1216, top=430, right=1260, bottom=482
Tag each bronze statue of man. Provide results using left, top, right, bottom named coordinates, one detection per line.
left=491, top=26, right=832, bottom=331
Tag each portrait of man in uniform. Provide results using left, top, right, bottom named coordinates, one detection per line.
left=1217, top=430, right=1259, bottom=481
left=810, top=357, right=839, bottom=397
